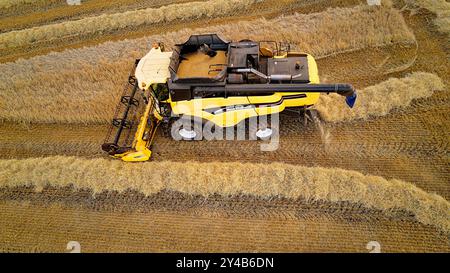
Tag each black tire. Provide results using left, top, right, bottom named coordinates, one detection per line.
left=170, top=116, right=203, bottom=141
left=248, top=115, right=279, bottom=141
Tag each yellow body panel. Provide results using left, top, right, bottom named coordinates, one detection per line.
left=170, top=53, right=321, bottom=127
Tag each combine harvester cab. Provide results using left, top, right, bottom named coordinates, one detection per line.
left=102, top=34, right=357, bottom=162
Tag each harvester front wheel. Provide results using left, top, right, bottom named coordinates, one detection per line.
left=170, top=116, right=203, bottom=141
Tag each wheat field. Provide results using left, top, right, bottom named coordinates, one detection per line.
left=0, top=155, right=448, bottom=233
left=0, top=4, right=416, bottom=124
left=316, top=72, right=445, bottom=122
left=1, top=0, right=449, bottom=252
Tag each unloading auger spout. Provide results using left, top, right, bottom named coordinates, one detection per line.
left=191, top=83, right=357, bottom=108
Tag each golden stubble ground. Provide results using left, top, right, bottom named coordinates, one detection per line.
left=0, top=200, right=448, bottom=252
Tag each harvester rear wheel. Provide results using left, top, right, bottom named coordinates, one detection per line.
left=249, top=115, right=278, bottom=141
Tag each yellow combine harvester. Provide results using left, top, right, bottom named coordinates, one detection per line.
left=102, top=34, right=356, bottom=162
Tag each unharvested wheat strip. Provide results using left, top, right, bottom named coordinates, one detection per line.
left=0, top=156, right=448, bottom=233
left=0, top=0, right=258, bottom=49
left=406, top=0, right=450, bottom=36
left=0, top=4, right=416, bottom=124
left=0, top=0, right=196, bottom=34
left=316, top=72, right=445, bottom=122
left=0, top=0, right=48, bottom=9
